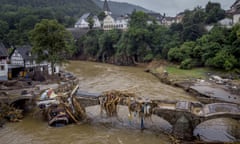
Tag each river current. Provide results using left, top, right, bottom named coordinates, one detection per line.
left=0, top=61, right=239, bottom=143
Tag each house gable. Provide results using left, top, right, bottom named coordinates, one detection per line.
left=10, top=45, right=35, bottom=67
left=0, top=43, right=8, bottom=80
left=75, top=13, right=91, bottom=28
left=75, top=13, right=101, bottom=28
left=9, top=45, right=59, bottom=76
left=230, top=0, right=240, bottom=24
left=103, top=15, right=115, bottom=30
left=231, top=0, right=240, bottom=9
left=10, top=49, right=24, bottom=66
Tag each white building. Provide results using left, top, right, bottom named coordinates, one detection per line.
left=103, top=15, right=115, bottom=30
left=176, top=12, right=184, bottom=24
left=205, top=18, right=233, bottom=32
left=10, top=46, right=59, bottom=76
left=147, top=13, right=164, bottom=25
left=218, top=18, right=233, bottom=28
left=74, top=13, right=101, bottom=29
left=102, top=0, right=129, bottom=31
left=115, top=16, right=128, bottom=30
left=102, top=15, right=129, bottom=31
left=74, top=0, right=129, bottom=31
left=229, top=0, right=240, bottom=24
left=0, top=43, right=8, bottom=81
left=162, top=16, right=176, bottom=26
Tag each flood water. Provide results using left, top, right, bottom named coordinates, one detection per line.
left=0, top=60, right=239, bottom=143
left=65, top=61, right=195, bottom=101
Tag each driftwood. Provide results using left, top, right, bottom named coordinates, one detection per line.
left=72, top=96, right=87, bottom=120
left=99, top=90, right=158, bottom=121
left=69, top=85, right=87, bottom=121
left=0, top=103, right=23, bottom=123
left=65, top=106, right=79, bottom=123
left=99, top=90, right=135, bottom=117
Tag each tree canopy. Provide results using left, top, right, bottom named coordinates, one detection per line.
left=29, top=19, right=74, bottom=74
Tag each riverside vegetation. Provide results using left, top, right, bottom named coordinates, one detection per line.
left=74, top=2, right=240, bottom=74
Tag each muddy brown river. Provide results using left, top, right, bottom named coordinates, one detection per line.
left=0, top=61, right=239, bottom=143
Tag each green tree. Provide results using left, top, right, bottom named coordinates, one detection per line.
left=148, top=24, right=171, bottom=58
left=87, top=16, right=94, bottom=29
left=229, top=24, right=240, bottom=61
left=29, top=19, right=74, bottom=74
left=205, top=2, right=225, bottom=24
left=98, top=30, right=121, bottom=62
left=77, top=30, right=102, bottom=59
left=0, top=20, right=9, bottom=43
left=129, top=11, right=148, bottom=28
left=115, top=32, right=133, bottom=64
left=98, top=12, right=106, bottom=21
left=170, top=23, right=183, bottom=33
left=206, top=49, right=237, bottom=70
left=127, top=11, right=150, bottom=63
left=194, top=26, right=230, bottom=66
left=181, top=8, right=206, bottom=41
left=168, top=41, right=195, bottom=63
left=83, top=35, right=99, bottom=57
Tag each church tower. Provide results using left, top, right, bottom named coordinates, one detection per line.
left=103, top=0, right=111, bottom=15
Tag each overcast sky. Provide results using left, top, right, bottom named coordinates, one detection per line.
left=108, top=0, right=236, bottom=16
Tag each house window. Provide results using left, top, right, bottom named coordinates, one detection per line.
left=237, top=5, right=240, bottom=10
left=0, top=65, right=4, bottom=70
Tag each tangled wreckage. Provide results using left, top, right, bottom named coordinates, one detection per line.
left=37, top=85, right=87, bottom=127
left=36, top=85, right=157, bottom=128
left=99, top=90, right=156, bottom=119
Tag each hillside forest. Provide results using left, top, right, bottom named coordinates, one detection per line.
left=0, top=0, right=101, bottom=46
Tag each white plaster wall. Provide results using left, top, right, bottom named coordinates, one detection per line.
left=233, top=14, right=240, bottom=24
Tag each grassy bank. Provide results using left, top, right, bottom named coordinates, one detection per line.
left=165, top=66, right=207, bottom=80
left=154, top=65, right=208, bottom=80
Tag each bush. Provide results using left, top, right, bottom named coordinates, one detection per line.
left=144, top=53, right=154, bottom=62
left=168, top=47, right=184, bottom=62
left=180, top=58, right=193, bottom=69
left=205, top=50, right=238, bottom=70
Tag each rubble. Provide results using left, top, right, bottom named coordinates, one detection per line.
left=0, top=102, right=23, bottom=123
left=99, top=90, right=136, bottom=117
left=209, top=75, right=230, bottom=84
left=99, top=90, right=157, bottom=122
left=0, top=71, right=81, bottom=127
left=36, top=84, right=88, bottom=127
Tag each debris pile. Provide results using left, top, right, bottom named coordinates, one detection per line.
left=37, top=85, right=87, bottom=127
left=99, top=90, right=136, bottom=117
left=99, top=90, right=157, bottom=120
left=0, top=102, right=23, bottom=124
left=127, top=96, right=158, bottom=123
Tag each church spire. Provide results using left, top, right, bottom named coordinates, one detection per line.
left=103, top=0, right=111, bottom=15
